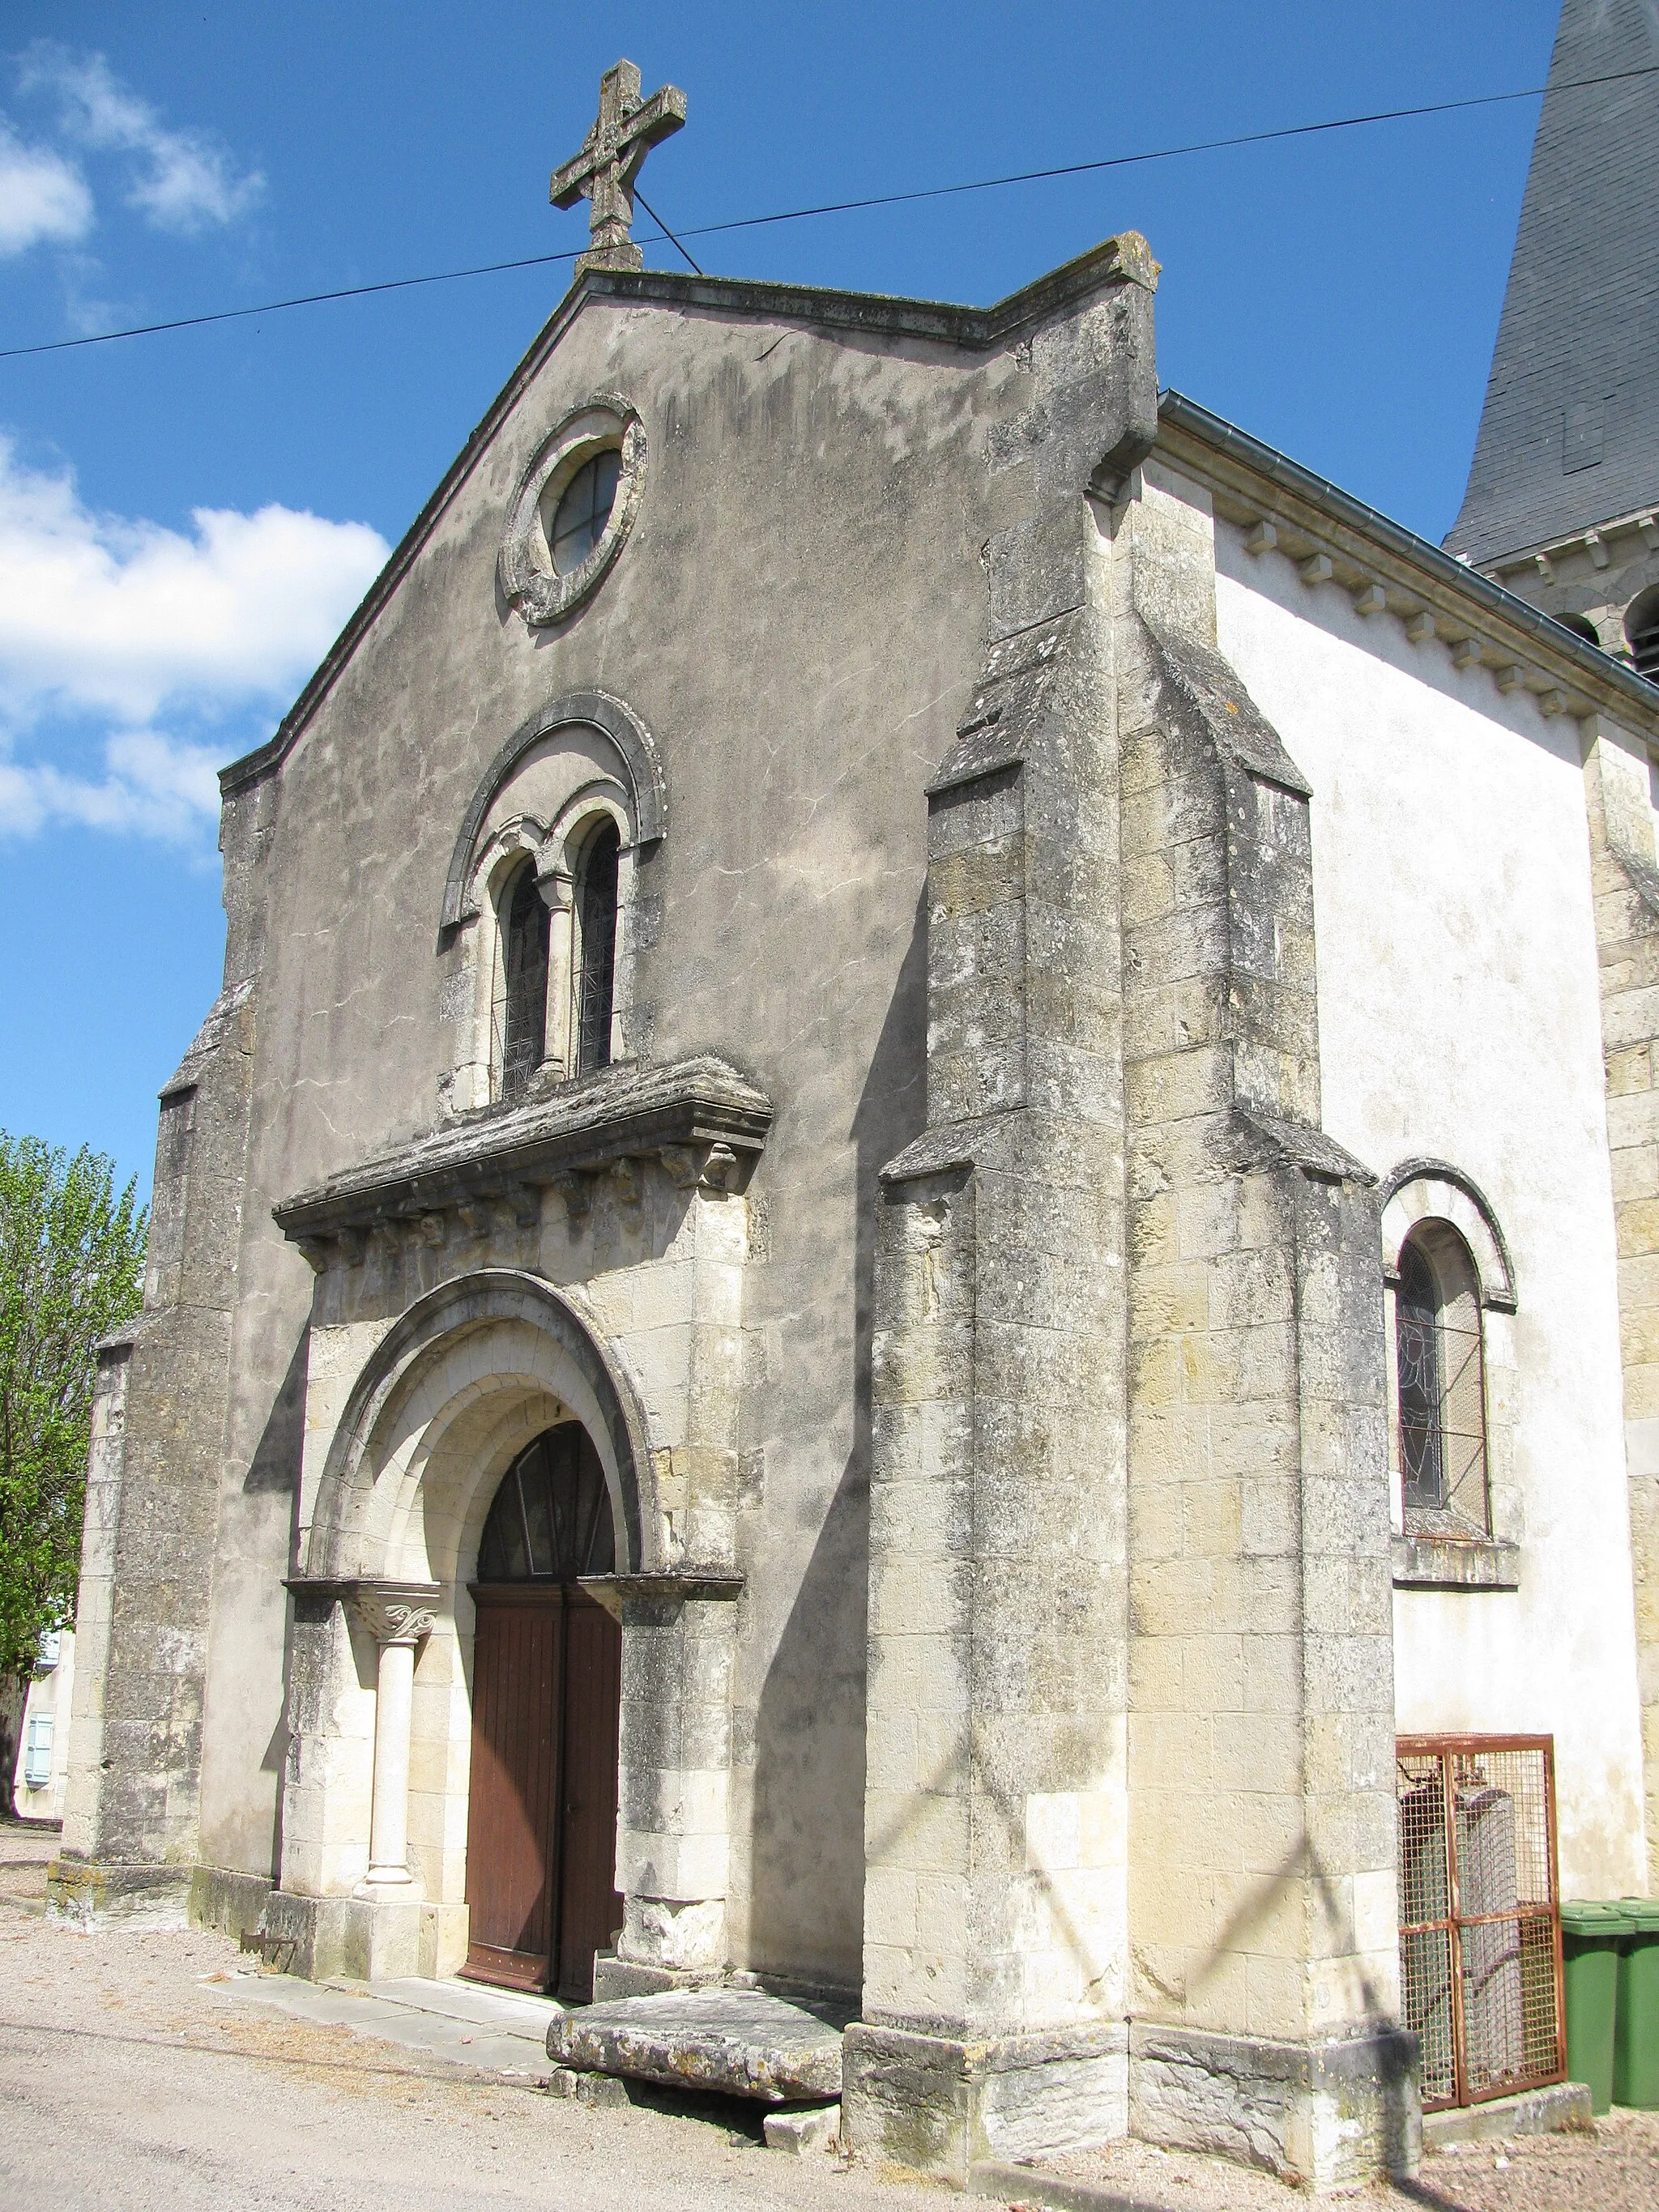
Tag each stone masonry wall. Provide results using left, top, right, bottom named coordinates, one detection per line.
left=1581, top=710, right=1659, bottom=1888
left=1114, top=466, right=1404, bottom=2187
left=53, top=773, right=275, bottom=1892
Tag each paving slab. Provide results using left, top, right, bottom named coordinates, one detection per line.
left=220, top=1969, right=557, bottom=2078
left=548, top=1988, right=846, bottom=2103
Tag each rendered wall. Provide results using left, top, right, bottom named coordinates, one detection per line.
left=1215, top=521, right=1648, bottom=1897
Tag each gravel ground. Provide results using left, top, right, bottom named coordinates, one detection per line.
left=4, top=1824, right=1657, bottom=2212
left=1049, top=2108, right=1659, bottom=2210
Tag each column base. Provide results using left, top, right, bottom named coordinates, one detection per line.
left=619, top=1893, right=726, bottom=1971
left=249, top=1887, right=444, bottom=1983
left=47, top=1857, right=191, bottom=1932
left=841, top=2021, right=1128, bottom=2183
left=1128, top=2022, right=1422, bottom=2189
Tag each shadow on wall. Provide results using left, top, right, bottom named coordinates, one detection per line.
left=746, top=895, right=928, bottom=1989
left=248, top=1327, right=309, bottom=1883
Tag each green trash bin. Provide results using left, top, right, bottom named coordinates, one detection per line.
left=1614, top=1897, right=1659, bottom=2108
left=1562, top=1901, right=1629, bottom=2113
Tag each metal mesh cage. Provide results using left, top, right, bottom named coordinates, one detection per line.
left=1397, top=1736, right=1564, bottom=2110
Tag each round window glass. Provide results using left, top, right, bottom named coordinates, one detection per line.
left=549, top=449, right=622, bottom=576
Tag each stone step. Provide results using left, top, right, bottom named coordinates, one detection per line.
left=548, top=1988, right=847, bottom=2103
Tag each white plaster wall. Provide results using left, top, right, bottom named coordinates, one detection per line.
left=1216, top=522, right=1648, bottom=1896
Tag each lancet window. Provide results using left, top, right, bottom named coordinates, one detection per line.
left=572, top=820, right=621, bottom=1075
left=494, top=860, right=551, bottom=1101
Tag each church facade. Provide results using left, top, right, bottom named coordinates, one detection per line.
left=45, top=27, right=1659, bottom=2193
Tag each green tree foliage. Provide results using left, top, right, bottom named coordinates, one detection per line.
left=0, top=1136, right=146, bottom=1685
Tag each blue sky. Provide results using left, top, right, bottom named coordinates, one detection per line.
left=0, top=1, right=1559, bottom=1202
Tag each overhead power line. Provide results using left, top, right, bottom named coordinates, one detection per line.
left=2, top=62, right=1653, bottom=367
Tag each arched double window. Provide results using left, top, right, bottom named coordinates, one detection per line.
left=1395, top=1221, right=1491, bottom=1541
left=484, top=813, right=621, bottom=1102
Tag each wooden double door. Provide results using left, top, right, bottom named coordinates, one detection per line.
left=463, top=1583, right=623, bottom=1999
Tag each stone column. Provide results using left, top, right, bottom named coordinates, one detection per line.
left=351, top=1587, right=437, bottom=1897
left=1580, top=712, right=1659, bottom=1887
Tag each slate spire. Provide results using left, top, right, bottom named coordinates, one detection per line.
left=1446, top=0, right=1659, bottom=565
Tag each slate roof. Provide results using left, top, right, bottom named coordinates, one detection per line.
left=1446, top=0, right=1659, bottom=565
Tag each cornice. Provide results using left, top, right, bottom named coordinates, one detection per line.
left=272, top=1052, right=771, bottom=1260
left=1157, top=390, right=1659, bottom=735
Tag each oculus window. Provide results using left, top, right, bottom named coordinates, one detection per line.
left=498, top=394, right=646, bottom=627
left=550, top=450, right=622, bottom=576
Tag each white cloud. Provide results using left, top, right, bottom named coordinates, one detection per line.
left=0, top=729, right=223, bottom=842
left=0, top=118, right=91, bottom=254
left=0, top=439, right=389, bottom=842
left=17, top=43, right=262, bottom=234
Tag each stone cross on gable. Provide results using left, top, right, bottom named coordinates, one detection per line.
left=552, top=60, right=687, bottom=278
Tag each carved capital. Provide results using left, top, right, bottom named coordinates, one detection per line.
left=347, top=1582, right=441, bottom=1646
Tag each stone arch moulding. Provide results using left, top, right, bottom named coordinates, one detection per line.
left=439, top=689, right=667, bottom=940
left=304, top=1269, right=650, bottom=1580
left=1378, top=1157, right=1517, bottom=1311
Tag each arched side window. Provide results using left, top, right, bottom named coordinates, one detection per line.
left=1626, top=584, right=1659, bottom=684
left=571, top=819, right=621, bottom=1076
left=1380, top=1161, right=1519, bottom=1580
left=493, top=859, right=552, bottom=1102
left=1395, top=1222, right=1490, bottom=1541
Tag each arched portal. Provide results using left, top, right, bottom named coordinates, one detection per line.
left=463, top=1421, right=623, bottom=1997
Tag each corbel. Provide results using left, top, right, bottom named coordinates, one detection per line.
left=1352, top=582, right=1387, bottom=617
left=454, top=1200, right=493, bottom=1241
left=659, top=1140, right=742, bottom=1195
left=611, top=1157, right=642, bottom=1206
left=498, top=1181, right=542, bottom=1230
left=1243, top=518, right=1277, bottom=556
left=548, top=1172, right=593, bottom=1231
left=1299, top=552, right=1333, bottom=586
left=338, top=1225, right=369, bottom=1268
left=294, top=1234, right=333, bottom=1274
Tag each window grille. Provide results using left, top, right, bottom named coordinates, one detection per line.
left=1397, top=1224, right=1491, bottom=1540
left=23, top=1713, right=54, bottom=1788
left=1397, top=1735, right=1563, bottom=2110
left=572, top=821, right=620, bottom=1075
left=492, top=861, right=550, bottom=1101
